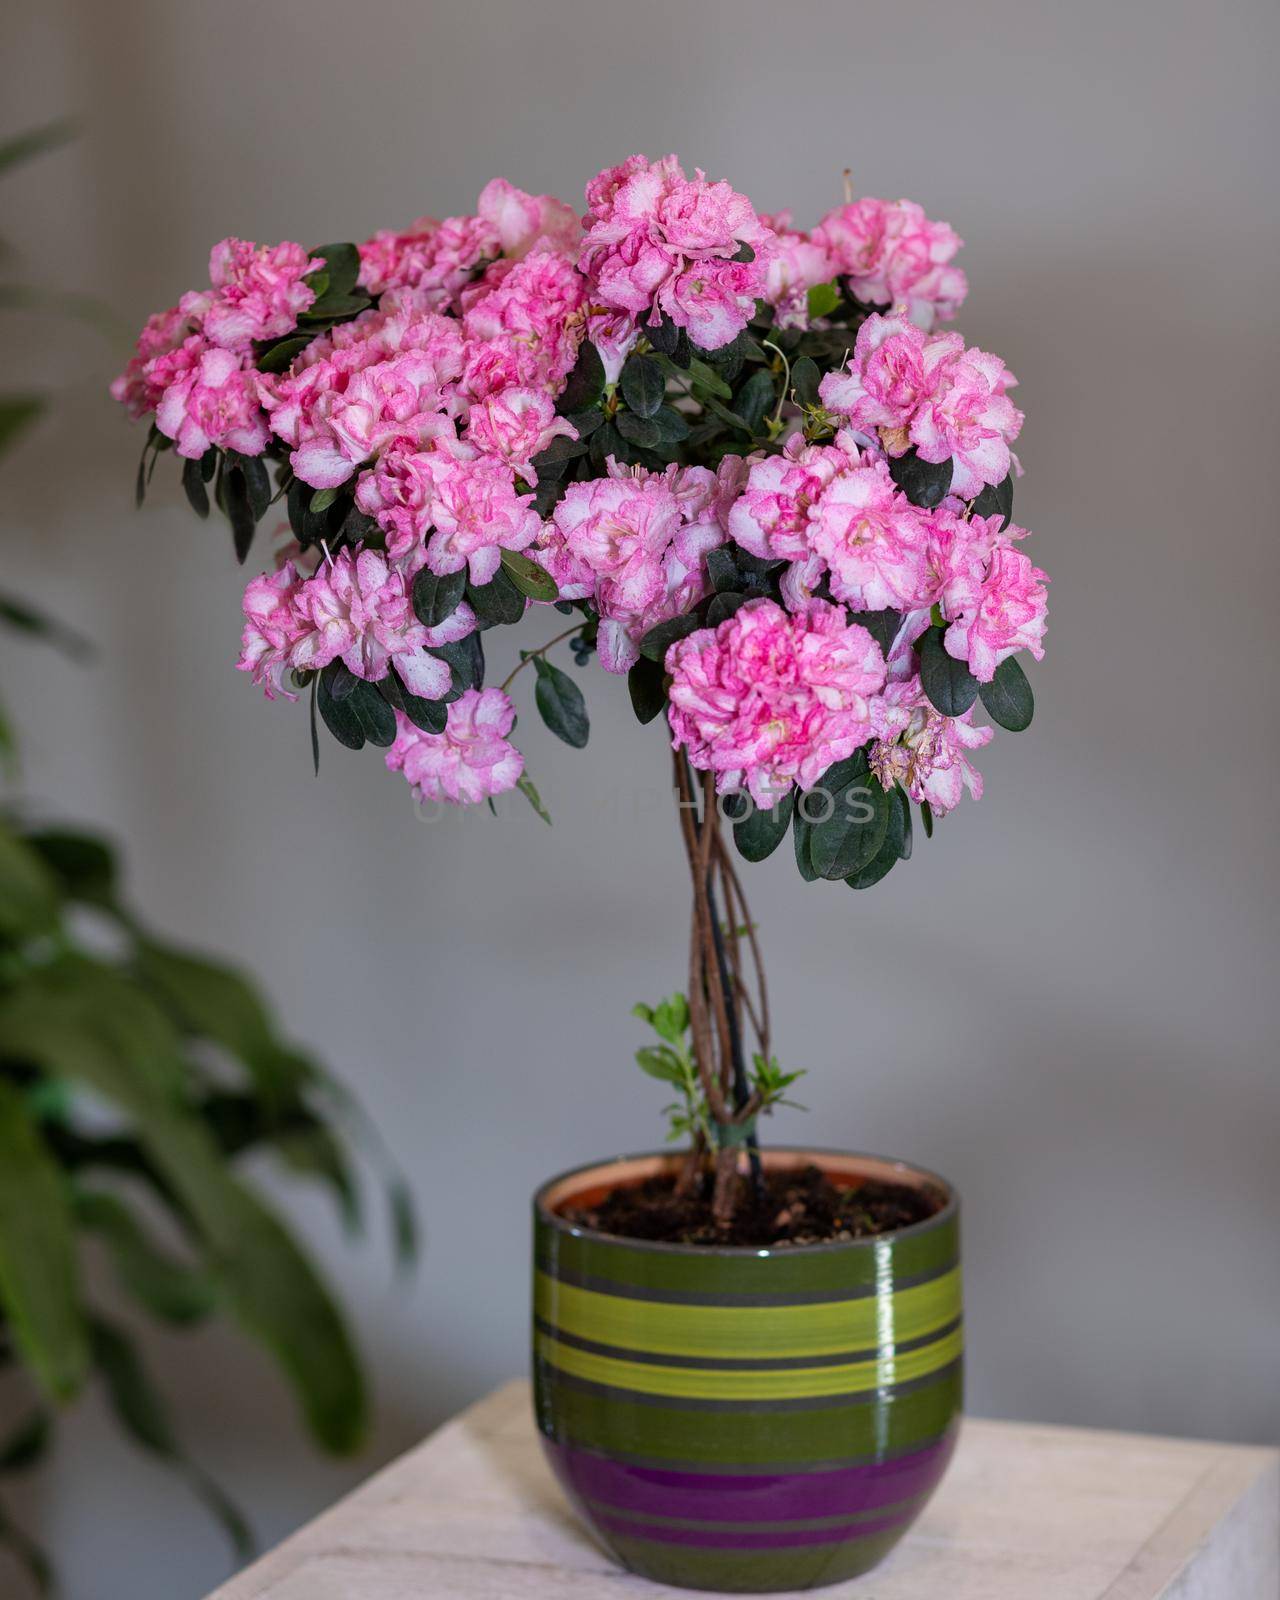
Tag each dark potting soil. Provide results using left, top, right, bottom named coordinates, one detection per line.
left=561, top=1164, right=942, bottom=1248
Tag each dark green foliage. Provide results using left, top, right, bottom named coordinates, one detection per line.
left=627, top=657, right=667, bottom=724
left=971, top=471, right=1014, bottom=529
left=919, top=625, right=979, bottom=716
left=888, top=449, right=953, bottom=509
left=620, top=354, right=666, bottom=417
left=411, top=567, right=466, bottom=629
left=533, top=658, right=589, bottom=747
left=733, top=790, right=794, bottom=863
left=978, top=654, right=1034, bottom=731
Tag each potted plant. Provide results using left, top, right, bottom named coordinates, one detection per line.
left=109, top=154, right=1047, bottom=1591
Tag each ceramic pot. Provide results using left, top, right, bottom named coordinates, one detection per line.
left=532, top=1148, right=962, bottom=1592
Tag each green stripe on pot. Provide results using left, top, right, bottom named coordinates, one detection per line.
left=601, top=1525, right=908, bottom=1591
left=534, top=1324, right=964, bottom=1402
left=534, top=1264, right=961, bottom=1360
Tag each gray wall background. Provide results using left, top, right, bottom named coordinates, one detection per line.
left=3, top=1, right=1278, bottom=1595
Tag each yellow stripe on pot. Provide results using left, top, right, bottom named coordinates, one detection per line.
left=534, top=1267, right=962, bottom=1361
left=534, top=1324, right=964, bottom=1402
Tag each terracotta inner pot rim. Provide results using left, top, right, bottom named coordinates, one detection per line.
left=534, top=1145, right=957, bottom=1258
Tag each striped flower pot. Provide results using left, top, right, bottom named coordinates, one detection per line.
left=532, top=1148, right=961, bottom=1593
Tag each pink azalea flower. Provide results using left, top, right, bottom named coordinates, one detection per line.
left=813, top=197, right=967, bottom=327
left=237, top=562, right=309, bottom=700
left=666, top=597, right=887, bottom=807
left=476, top=178, right=580, bottom=260
left=357, top=212, right=499, bottom=306
left=202, top=238, right=321, bottom=350
left=727, top=435, right=849, bottom=562
left=414, top=448, right=542, bottom=586
left=109, top=303, right=195, bottom=419
left=459, top=250, right=587, bottom=401
left=153, top=339, right=269, bottom=459
left=288, top=548, right=451, bottom=699
left=759, top=211, right=834, bottom=330
left=869, top=676, right=992, bottom=815
left=537, top=463, right=725, bottom=673
left=264, top=332, right=465, bottom=489
left=585, top=304, right=640, bottom=384
left=579, top=153, right=774, bottom=350
left=385, top=690, right=524, bottom=805
left=819, top=313, right=942, bottom=444
left=463, top=387, right=577, bottom=480
left=941, top=539, right=1047, bottom=681
left=806, top=456, right=932, bottom=612
left=909, top=344, right=1024, bottom=500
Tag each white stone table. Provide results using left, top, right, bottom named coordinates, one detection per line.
left=208, top=1379, right=1279, bottom=1600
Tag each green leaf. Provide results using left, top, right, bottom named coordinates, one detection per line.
left=791, top=355, right=821, bottom=408
left=309, top=486, right=338, bottom=515
left=733, top=790, right=794, bottom=863
left=919, top=624, right=978, bottom=716
left=0, top=1082, right=88, bottom=1402
left=971, top=472, right=1014, bottom=529
left=920, top=798, right=934, bottom=838
left=556, top=340, right=605, bottom=413
left=0, top=396, right=44, bottom=459
left=688, top=358, right=733, bottom=401
left=308, top=242, right=360, bottom=298
left=302, top=292, right=371, bottom=322
left=411, top=566, right=466, bottom=629
left=620, top=354, right=666, bottom=418
left=133, top=939, right=308, bottom=1105
left=791, top=804, right=817, bottom=883
left=76, top=1191, right=217, bottom=1324
left=90, top=1316, right=253, bottom=1561
left=255, top=334, right=311, bottom=375
left=806, top=281, right=842, bottom=321
left=651, top=405, right=691, bottom=444
left=0, top=822, right=61, bottom=939
left=809, top=769, right=890, bottom=881
left=635, top=1046, right=683, bottom=1085
left=978, top=654, right=1034, bottom=731
left=614, top=409, right=660, bottom=447
left=640, top=612, right=701, bottom=663
left=530, top=434, right=588, bottom=477
left=430, top=632, right=484, bottom=695
left=0, top=118, right=77, bottom=176
left=316, top=672, right=365, bottom=750
left=845, top=786, right=908, bottom=889
left=499, top=549, right=558, bottom=602
left=627, top=656, right=667, bottom=724
left=735, top=368, right=775, bottom=434
left=0, top=1411, right=50, bottom=1476
left=533, top=659, right=588, bottom=748
left=705, top=546, right=741, bottom=594
left=888, top=449, right=953, bottom=509
left=706, top=592, right=749, bottom=627
left=379, top=669, right=447, bottom=733
left=219, top=460, right=258, bottom=564
left=0, top=592, right=93, bottom=660
left=0, top=963, right=368, bottom=1453
left=651, top=993, right=689, bottom=1043
left=348, top=680, right=396, bottom=748
left=181, top=455, right=210, bottom=518
left=516, top=772, right=552, bottom=824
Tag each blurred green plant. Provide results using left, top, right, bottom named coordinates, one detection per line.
left=0, top=119, right=415, bottom=1595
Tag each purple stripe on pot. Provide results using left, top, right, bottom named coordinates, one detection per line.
left=545, top=1430, right=956, bottom=1523
left=590, top=1504, right=915, bottom=1551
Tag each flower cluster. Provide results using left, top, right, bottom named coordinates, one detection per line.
left=114, top=156, right=1047, bottom=854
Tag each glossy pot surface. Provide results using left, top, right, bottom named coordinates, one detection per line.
left=532, top=1148, right=961, bottom=1592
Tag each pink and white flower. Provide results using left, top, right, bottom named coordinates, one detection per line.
left=385, top=690, right=524, bottom=805
left=153, top=340, right=269, bottom=459
left=818, top=313, right=939, bottom=444
left=727, top=435, right=849, bottom=562
left=941, top=538, right=1047, bottom=681
left=463, top=387, right=577, bottom=480
left=288, top=548, right=451, bottom=699
left=806, top=457, right=932, bottom=612
left=413, top=447, right=542, bottom=586
left=459, top=249, right=587, bottom=400
left=759, top=211, right=834, bottom=330
left=869, top=676, right=992, bottom=815
left=109, top=304, right=196, bottom=419
left=580, top=154, right=774, bottom=350
left=202, top=238, right=321, bottom=350
left=814, top=197, right=966, bottom=327
left=476, top=178, right=580, bottom=260
left=666, top=597, right=887, bottom=807
left=237, top=562, right=309, bottom=700
left=909, top=344, right=1023, bottom=500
